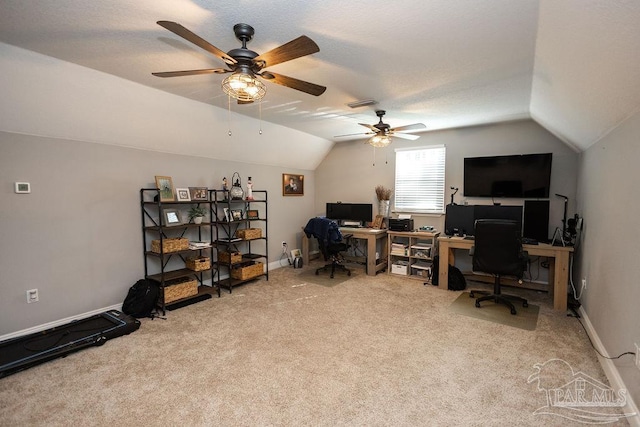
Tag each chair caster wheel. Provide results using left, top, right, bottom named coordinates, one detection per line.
left=469, top=292, right=475, bottom=298
left=347, top=271, right=351, bottom=276
left=475, top=301, right=481, bottom=308
left=315, top=271, right=319, bottom=275
left=510, top=309, right=517, bottom=315
left=523, top=302, right=528, bottom=308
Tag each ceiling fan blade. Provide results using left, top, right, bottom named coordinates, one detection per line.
left=391, top=132, right=421, bottom=141
left=358, top=123, right=380, bottom=132
left=390, top=123, right=426, bottom=132
left=259, top=71, right=326, bottom=96
left=157, top=21, right=237, bottom=65
left=334, top=132, right=375, bottom=138
left=254, top=36, right=320, bottom=68
left=152, top=68, right=229, bottom=78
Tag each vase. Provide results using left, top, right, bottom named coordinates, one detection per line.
left=194, top=216, right=203, bottom=224
left=378, top=200, right=390, bottom=217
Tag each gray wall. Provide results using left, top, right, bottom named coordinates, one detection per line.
left=0, top=131, right=315, bottom=335
left=575, top=109, right=640, bottom=402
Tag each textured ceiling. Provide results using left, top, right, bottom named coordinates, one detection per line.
left=0, top=0, right=638, bottom=151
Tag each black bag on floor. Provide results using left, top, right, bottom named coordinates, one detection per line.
left=430, top=255, right=466, bottom=291
left=122, top=279, right=159, bottom=318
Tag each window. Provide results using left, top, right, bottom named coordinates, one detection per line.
left=394, top=145, right=446, bottom=214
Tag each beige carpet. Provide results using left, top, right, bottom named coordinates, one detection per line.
left=296, top=266, right=356, bottom=287
left=0, top=262, right=631, bottom=426
left=449, top=291, right=540, bottom=330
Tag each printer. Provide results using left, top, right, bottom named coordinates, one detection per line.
left=389, top=218, right=414, bottom=232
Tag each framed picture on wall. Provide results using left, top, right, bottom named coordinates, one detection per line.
left=282, top=174, right=304, bottom=196
left=155, top=176, right=175, bottom=202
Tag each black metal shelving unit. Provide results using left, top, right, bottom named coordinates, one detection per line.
left=140, top=188, right=220, bottom=315
left=211, top=189, right=268, bottom=293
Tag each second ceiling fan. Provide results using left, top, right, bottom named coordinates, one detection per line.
left=152, top=21, right=326, bottom=103
left=336, top=110, right=426, bottom=147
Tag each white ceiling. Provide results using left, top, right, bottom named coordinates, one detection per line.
left=0, top=0, right=638, bottom=151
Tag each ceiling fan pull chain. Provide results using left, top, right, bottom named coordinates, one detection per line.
left=227, top=95, right=232, bottom=136
left=259, top=100, right=263, bottom=135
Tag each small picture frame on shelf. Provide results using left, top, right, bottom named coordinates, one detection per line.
left=189, top=187, right=208, bottom=201
left=231, top=209, right=243, bottom=221
left=155, top=176, right=175, bottom=202
left=372, top=214, right=384, bottom=229
left=223, top=207, right=231, bottom=222
left=246, top=209, right=259, bottom=219
left=162, top=208, right=182, bottom=226
left=176, top=188, right=191, bottom=202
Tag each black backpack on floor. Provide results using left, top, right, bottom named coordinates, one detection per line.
left=122, top=279, right=159, bottom=318
left=431, top=255, right=466, bottom=291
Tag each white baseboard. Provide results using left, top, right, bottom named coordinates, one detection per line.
left=579, top=306, right=639, bottom=426
left=0, top=303, right=123, bottom=342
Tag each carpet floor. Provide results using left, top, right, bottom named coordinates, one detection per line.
left=0, top=262, right=631, bottom=426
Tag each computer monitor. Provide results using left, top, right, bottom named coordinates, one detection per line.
left=444, top=205, right=476, bottom=236
left=474, top=205, right=523, bottom=234
left=326, top=203, right=373, bottom=224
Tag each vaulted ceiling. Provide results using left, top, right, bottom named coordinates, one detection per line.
left=1, top=0, right=638, bottom=152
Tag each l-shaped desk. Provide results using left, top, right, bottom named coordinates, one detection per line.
left=437, top=236, right=574, bottom=311
left=301, top=227, right=388, bottom=276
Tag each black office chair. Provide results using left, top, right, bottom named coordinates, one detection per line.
left=469, top=219, right=529, bottom=315
left=303, top=217, right=351, bottom=278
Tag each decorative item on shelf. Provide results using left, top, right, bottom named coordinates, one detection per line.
left=236, top=228, right=262, bottom=240
left=246, top=176, right=254, bottom=200
left=176, top=188, right=191, bottom=202
left=155, top=176, right=175, bottom=202
left=230, top=172, right=244, bottom=200
left=151, top=237, right=189, bottom=254
left=189, top=187, right=208, bottom=201
left=222, top=177, right=229, bottom=200
left=375, top=185, right=393, bottom=217
left=188, top=206, right=207, bottom=224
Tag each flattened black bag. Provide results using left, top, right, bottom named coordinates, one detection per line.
left=122, top=279, right=159, bottom=318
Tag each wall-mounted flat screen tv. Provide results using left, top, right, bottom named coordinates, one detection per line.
left=463, top=153, right=552, bottom=198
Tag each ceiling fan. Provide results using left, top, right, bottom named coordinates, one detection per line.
left=335, top=110, right=426, bottom=147
left=152, top=21, right=326, bottom=103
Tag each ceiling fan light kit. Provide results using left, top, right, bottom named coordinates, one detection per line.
left=222, top=72, right=266, bottom=102
left=368, top=134, right=392, bottom=148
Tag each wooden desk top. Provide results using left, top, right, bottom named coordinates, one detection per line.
left=437, top=235, right=574, bottom=254
left=339, top=227, right=388, bottom=236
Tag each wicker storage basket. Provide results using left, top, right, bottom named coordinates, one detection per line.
left=186, top=256, right=211, bottom=271
left=162, top=278, right=198, bottom=303
left=236, top=228, right=262, bottom=240
left=218, top=251, right=242, bottom=264
left=231, top=262, right=264, bottom=280
left=151, top=237, right=189, bottom=253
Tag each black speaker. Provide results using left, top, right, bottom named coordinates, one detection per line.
left=523, top=200, right=550, bottom=242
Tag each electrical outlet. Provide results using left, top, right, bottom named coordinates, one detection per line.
left=282, top=241, right=287, bottom=254
left=26, top=288, right=39, bottom=303
left=635, top=343, right=640, bottom=371
left=581, top=278, right=587, bottom=289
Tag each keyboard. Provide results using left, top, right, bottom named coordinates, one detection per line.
left=522, top=238, right=539, bottom=245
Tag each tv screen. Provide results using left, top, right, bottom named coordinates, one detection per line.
left=463, top=153, right=552, bottom=198
left=326, top=203, right=373, bottom=223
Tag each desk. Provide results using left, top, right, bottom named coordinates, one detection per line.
left=301, top=227, right=388, bottom=276
left=437, top=236, right=574, bottom=311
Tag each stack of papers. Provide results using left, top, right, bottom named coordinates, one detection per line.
left=189, top=241, right=212, bottom=250
left=390, top=243, right=407, bottom=255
